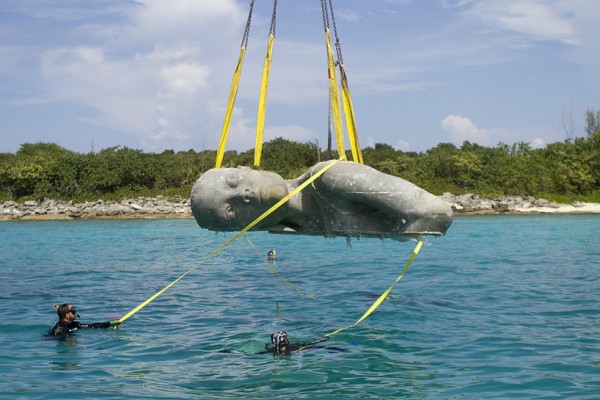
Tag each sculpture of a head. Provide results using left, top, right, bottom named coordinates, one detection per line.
left=191, top=167, right=289, bottom=231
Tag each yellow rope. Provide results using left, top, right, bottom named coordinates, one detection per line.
left=254, top=34, right=275, bottom=168
left=296, top=239, right=424, bottom=350
left=215, top=46, right=246, bottom=169
left=117, top=158, right=342, bottom=324
left=215, top=0, right=254, bottom=168
left=339, top=64, right=363, bottom=164
left=325, top=28, right=346, bottom=161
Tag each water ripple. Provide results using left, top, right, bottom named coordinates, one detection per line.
left=0, top=216, right=599, bottom=398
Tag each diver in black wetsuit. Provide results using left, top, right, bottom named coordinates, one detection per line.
left=48, top=303, right=120, bottom=337
left=261, top=331, right=331, bottom=355
left=263, top=330, right=294, bottom=355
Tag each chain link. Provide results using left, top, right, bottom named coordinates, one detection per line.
left=269, top=0, right=278, bottom=37
left=241, top=0, right=255, bottom=48
left=320, top=0, right=330, bottom=31
left=328, top=0, right=344, bottom=65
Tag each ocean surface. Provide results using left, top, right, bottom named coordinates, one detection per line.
left=0, top=215, right=598, bottom=399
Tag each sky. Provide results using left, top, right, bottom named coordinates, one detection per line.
left=1, top=0, right=599, bottom=155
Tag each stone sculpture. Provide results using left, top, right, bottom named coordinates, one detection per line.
left=190, top=160, right=452, bottom=240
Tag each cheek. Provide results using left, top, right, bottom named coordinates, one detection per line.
left=232, top=206, right=255, bottom=221
left=260, top=184, right=288, bottom=202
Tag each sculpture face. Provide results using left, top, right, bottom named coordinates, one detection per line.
left=191, top=167, right=289, bottom=230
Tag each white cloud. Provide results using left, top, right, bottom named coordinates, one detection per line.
left=33, top=0, right=250, bottom=151
left=5, top=0, right=600, bottom=154
left=460, top=0, right=578, bottom=45
left=134, top=46, right=199, bottom=63
left=124, top=0, right=244, bottom=47
left=441, top=115, right=491, bottom=145
left=530, top=137, right=546, bottom=148
left=27, top=0, right=341, bottom=151
left=40, top=45, right=213, bottom=150
left=159, top=63, right=210, bottom=97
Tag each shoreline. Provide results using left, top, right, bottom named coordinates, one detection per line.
left=441, top=193, right=600, bottom=215
left=1, top=194, right=600, bottom=222
left=0, top=197, right=192, bottom=222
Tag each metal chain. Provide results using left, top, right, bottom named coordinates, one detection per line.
left=328, top=0, right=344, bottom=65
left=320, top=0, right=330, bottom=31
left=269, top=0, right=278, bottom=37
left=241, top=0, right=255, bottom=48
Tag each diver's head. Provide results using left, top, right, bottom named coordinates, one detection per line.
left=190, top=167, right=289, bottom=231
left=56, top=303, right=79, bottom=320
left=271, top=330, right=291, bottom=355
left=267, top=249, right=276, bottom=260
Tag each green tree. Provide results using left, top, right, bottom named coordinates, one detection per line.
left=260, top=137, right=319, bottom=178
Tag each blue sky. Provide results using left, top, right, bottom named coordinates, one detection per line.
left=1, top=0, right=598, bottom=154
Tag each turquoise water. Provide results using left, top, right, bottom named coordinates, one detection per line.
left=1, top=215, right=599, bottom=399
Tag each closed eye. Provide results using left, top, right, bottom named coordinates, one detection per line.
left=226, top=174, right=239, bottom=188
left=225, top=205, right=235, bottom=221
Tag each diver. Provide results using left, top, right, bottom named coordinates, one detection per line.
left=261, top=331, right=336, bottom=356
left=264, top=330, right=293, bottom=355
left=48, top=303, right=121, bottom=337
left=267, top=249, right=276, bottom=261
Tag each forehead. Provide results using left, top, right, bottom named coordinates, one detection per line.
left=191, top=168, right=252, bottom=212
left=200, top=167, right=282, bottom=187
left=202, top=167, right=255, bottom=184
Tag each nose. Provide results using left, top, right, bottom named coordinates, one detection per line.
left=241, top=187, right=258, bottom=203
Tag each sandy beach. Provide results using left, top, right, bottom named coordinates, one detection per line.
left=512, top=202, right=600, bottom=214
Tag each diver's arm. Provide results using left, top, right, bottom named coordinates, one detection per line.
left=79, top=320, right=120, bottom=329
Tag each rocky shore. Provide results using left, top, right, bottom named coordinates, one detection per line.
left=1, top=194, right=599, bottom=221
left=0, top=196, right=192, bottom=221
left=440, top=193, right=600, bottom=215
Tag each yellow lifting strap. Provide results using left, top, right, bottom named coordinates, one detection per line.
left=215, top=0, right=254, bottom=169
left=340, top=65, right=363, bottom=164
left=254, top=33, right=274, bottom=168
left=254, top=0, right=278, bottom=168
left=215, top=46, right=246, bottom=169
left=116, top=158, right=341, bottom=324
left=297, top=239, right=424, bottom=349
left=325, top=27, right=346, bottom=161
